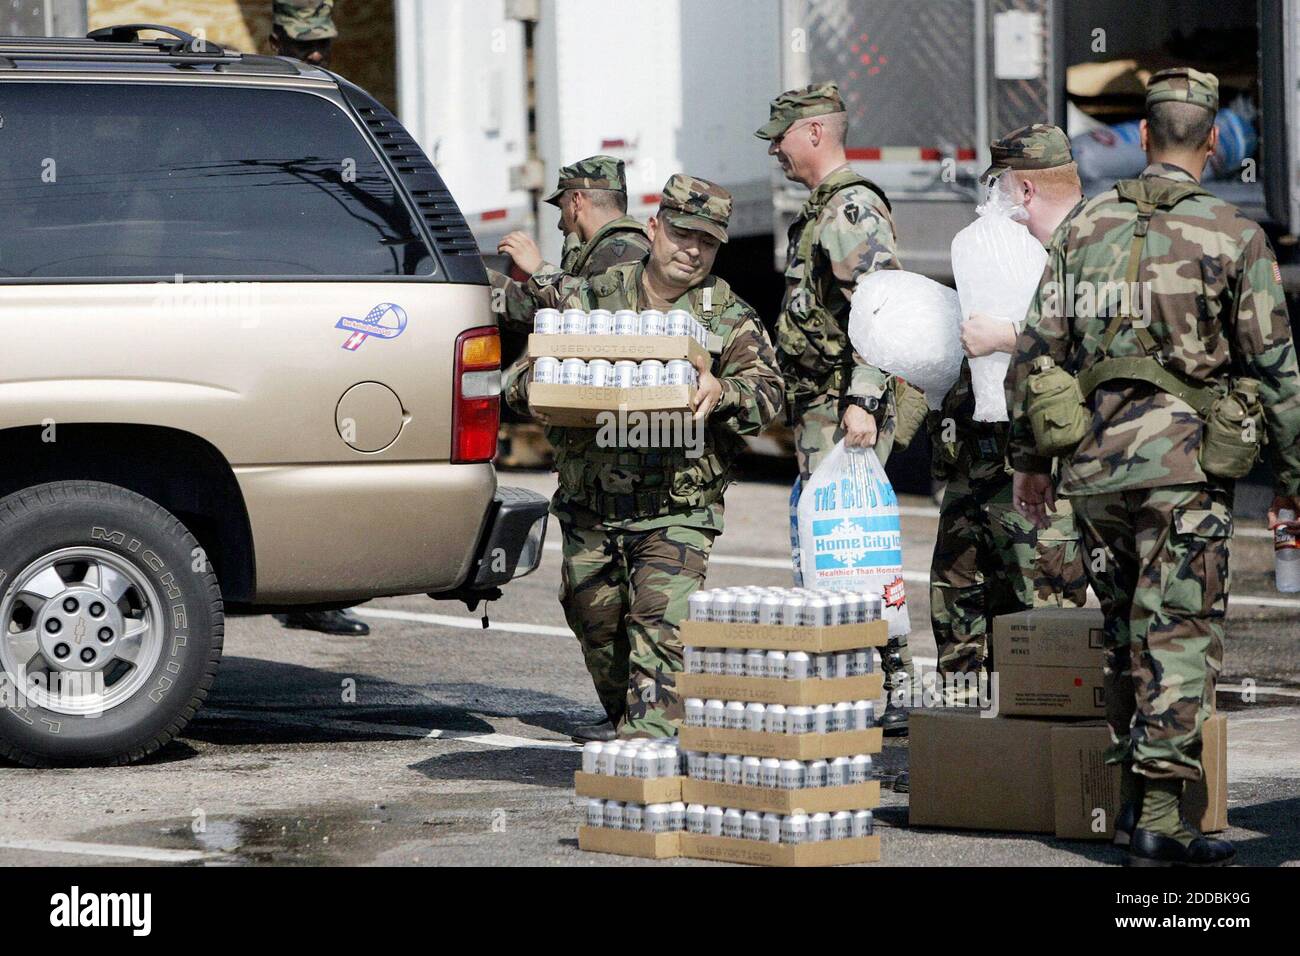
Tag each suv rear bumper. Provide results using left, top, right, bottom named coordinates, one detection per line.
left=429, top=486, right=548, bottom=603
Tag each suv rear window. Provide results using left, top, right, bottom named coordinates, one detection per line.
left=0, top=82, right=435, bottom=279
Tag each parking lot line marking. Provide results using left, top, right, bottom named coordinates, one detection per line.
left=896, top=504, right=1277, bottom=539
left=358, top=607, right=574, bottom=637
left=1216, top=684, right=1300, bottom=700
left=0, top=838, right=211, bottom=863
left=538, top=545, right=1300, bottom=609
left=201, top=707, right=580, bottom=750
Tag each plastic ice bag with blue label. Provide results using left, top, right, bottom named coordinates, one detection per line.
left=794, top=441, right=909, bottom=637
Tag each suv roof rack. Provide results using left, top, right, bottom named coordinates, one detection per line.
left=0, top=26, right=307, bottom=75
left=86, top=23, right=223, bottom=55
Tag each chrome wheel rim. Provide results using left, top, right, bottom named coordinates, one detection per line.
left=0, top=547, right=163, bottom=715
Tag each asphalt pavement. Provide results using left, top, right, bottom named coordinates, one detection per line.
left=0, top=463, right=1296, bottom=866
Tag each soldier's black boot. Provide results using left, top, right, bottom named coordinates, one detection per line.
left=1113, top=764, right=1143, bottom=848
left=275, top=609, right=370, bottom=636
left=571, top=719, right=617, bottom=743
left=878, top=701, right=909, bottom=736
left=1127, top=778, right=1235, bottom=867
left=878, top=645, right=912, bottom=737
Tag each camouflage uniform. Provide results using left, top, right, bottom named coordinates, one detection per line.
left=1006, top=71, right=1300, bottom=782
left=488, top=156, right=650, bottom=330
left=757, top=82, right=913, bottom=691
left=929, top=126, right=1088, bottom=686
left=272, top=0, right=337, bottom=40
left=930, top=370, right=1089, bottom=680
left=505, top=175, right=784, bottom=737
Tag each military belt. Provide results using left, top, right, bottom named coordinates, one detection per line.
left=1077, top=356, right=1217, bottom=415
left=587, top=489, right=673, bottom=521
left=579, top=448, right=673, bottom=467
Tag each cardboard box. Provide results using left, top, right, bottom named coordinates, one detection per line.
left=910, top=709, right=1228, bottom=839
left=910, top=709, right=1058, bottom=833
left=680, top=619, right=888, bottom=653
left=1052, top=712, right=1227, bottom=838
left=577, top=826, right=681, bottom=860
left=676, top=672, right=884, bottom=706
left=1050, top=723, right=1120, bottom=840
left=679, top=726, right=881, bottom=760
left=679, top=832, right=880, bottom=866
left=682, top=779, right=880, bottom=814
left=528, top=333, right=712, bottom=366
left=991, top=608, right=1106, bottom=717
left=573, top=772, right=684, bottom=804
left=528, top=382, right=695, bottom=428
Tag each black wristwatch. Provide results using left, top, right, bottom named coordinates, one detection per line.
left=844, top=395, right=879, bottom=413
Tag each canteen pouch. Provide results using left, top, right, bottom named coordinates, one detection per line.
left=890, top=377, right=930, bottom=452
left=1025, top=356, right=1089, bottom=457
left=1199, top=378, right=1264, bottom=479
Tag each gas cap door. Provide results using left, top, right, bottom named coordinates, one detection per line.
left=336, top=382, right=405, bottom=452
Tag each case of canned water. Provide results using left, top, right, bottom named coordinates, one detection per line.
left=678, top=749, right=874, bottom=788
left=684, top=646, right=876, bottom=679
left=580, top=739, right=682, bottom=778
left=586, top=799, right=873, bottom=844
left=683, top=698, right=876, bottom=735
left=533, top=308, right=708, bottom=344
left=533, top=357, right=698, bottom=388
left=686, top=585, right=883, bottom=626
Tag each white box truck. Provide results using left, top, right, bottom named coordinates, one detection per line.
left=395, top=0, right=533, bottom=254
left=776, top=0, right=1300, bottom=292
left=395, top=0, right=780, bottom=264
left=530, top=0, right=780, bottom=264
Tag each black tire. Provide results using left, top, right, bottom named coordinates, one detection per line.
left=0, top=481, right=223, bottom=766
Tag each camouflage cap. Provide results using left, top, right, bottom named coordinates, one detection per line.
left=543, top=155, right=627, bottom=206
left=1146, top=67, right=1219, bottom=114
left=658, top=174, right=732, bottom=243
left=754, top=81, right=845, bottom=140
left=979, top=123, right=1074, bottom=184
left=273, top=0, right=337, bottom=41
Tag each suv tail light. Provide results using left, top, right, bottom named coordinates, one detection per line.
left=452, top=326, right=501, bottom=463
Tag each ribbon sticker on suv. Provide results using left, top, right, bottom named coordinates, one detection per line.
left=336, top=302, right=408, bottom=351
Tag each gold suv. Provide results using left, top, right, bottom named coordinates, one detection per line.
left=0, top=27, right=548, bottom=766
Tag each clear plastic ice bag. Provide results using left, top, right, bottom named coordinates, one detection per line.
left=849, top=270, right=962, bottom=411
left=950, top=178, right=1048, bottom=422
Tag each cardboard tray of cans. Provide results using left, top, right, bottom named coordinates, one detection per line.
left=573, top=772, right=685, bottom=804
left=577, top=826, right=681, bottom=860
left=679, top=726, right=882, bottom=760
left=677, top=672, right=884, bottom=706
left=679, top=619, right=888, bottom=653
left=679, top=833, right=880, bottom=867
left=682, top=779, right=880, bottom=815
left=528, top=382, right=696, bottom=428
left=528, top=333, right=713, bottom=365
